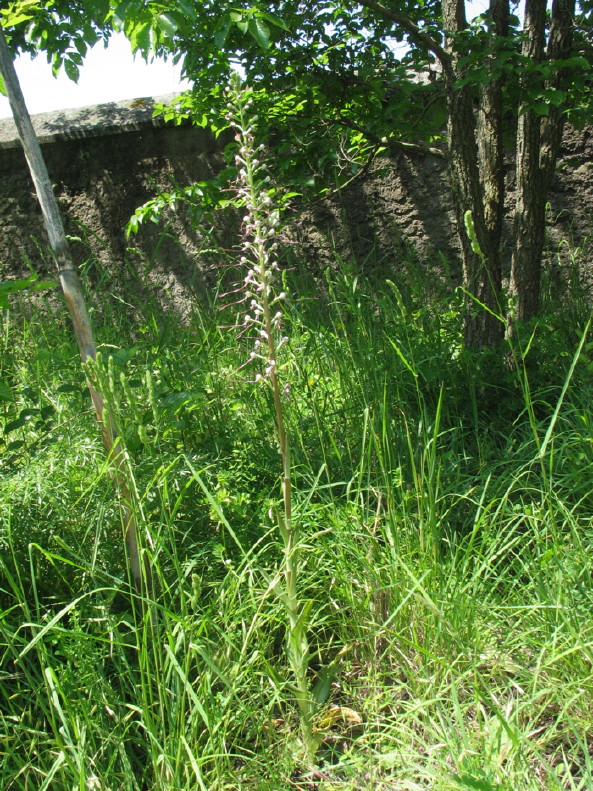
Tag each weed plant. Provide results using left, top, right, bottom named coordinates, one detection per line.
left=0, top=229, right=592, bottom=789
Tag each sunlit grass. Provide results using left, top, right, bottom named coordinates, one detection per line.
left=0, top=249, right=591, bottom=790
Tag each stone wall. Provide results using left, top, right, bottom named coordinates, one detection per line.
left=0, top=95, right=232, bottom=313
left=294, top=125, right=593, bottom=294
left=1, top=96, right=591, bottom=311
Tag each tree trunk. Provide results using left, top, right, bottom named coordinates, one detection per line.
left=510, top=0, right=575, bottom=323
left=0, top=29, right=147, bottom=604
left=476, top=0, right=509, bottom=328
left=362, top=0, right=574, bottom=344
left=442, top=0, right=504, bottom=349
left=360, top=0, right=507, bottom=348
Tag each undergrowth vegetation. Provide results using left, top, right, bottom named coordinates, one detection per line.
left=0, top=237, right=592, bottom=789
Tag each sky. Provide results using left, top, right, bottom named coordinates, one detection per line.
left=0, top=32, right=192, bottom=119
left=0, top=1, right=496, bottom=121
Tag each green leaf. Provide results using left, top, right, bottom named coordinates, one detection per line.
left=1, top=0, right=39, bottom=28
left=126, top=214, right=140, bottom=236
left=0, top=73, right=5, bottom=97
left=532, top=102, right=549, bottom=116
left=18, top=594, right=88, bottom=659
left=4, top=416, right=26, bottom=434
left=557, top=55, right=590, bottom=70
left=569, top=110, right=587, bottom=131
left=63, top=58, right=80, bottom=82
left=452, top=773, right=500, bottom=791
left=111, top=346, right=137, bottom=365
left=159, top=391, right=195, bottom=413
left=248, top=17, right=270, bottom=49
left=82, top=25, right=99, bottom=47
left=213, top=20, right=231, bottom=49
left=113, top=0, right=135, bottom=26
left=94, top=0, right=110, bottom=19
left=155, top=12, right=177, bottom=38
left=57, top=383, right=82, bottom=395
left=539, top=318, right=591, bottom=460
left=294, top=599, right=314, bottom=638
left=544, top=87, right=565, bottom=107
left=311, top=644, right=350, bottom=705
left=312, top=667, right=334, bottom=705
left=387, top=337, right=418, bottom=378
left=0, top=276, right=56, bottom=304
left=74, top=38, right=87, bottom=58
left=176, top=0, right=197, bottom=22
left=129, top=20, right=151, bottom=54
left=257, top=12, right=290, bottom=32
left=27, top=280, right=57, bottom=292
left=0, top=381, right=14, bottom=402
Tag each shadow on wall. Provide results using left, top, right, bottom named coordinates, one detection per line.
left=0, top=105, right=236, bottom=316
left=291, top=151, right=460, bottom=286
left=0, top=96, right=592, bottom=316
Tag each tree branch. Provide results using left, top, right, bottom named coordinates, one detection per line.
left=357, top=0, right=452, bottom=68
left=337, top=114, right=446, bottom=159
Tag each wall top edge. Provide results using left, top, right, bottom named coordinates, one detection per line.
left=0, top=93, right=188, bottom=150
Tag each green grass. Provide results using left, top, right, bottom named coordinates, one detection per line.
left=0, top=250, right=592, bottom=790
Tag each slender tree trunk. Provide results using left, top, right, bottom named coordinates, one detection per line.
left=442, top=0, right=504, bottom=349
left=510, top=0, right=575, bottom=322
left=540, top=0, right=575, bottom=186
left=510, top=0, right=547, bottom=322
left=360, top=0, right=506, bottom=348
left=0, top=29, right=147, bottom=602
left=477, top=0, right=509, bottom=325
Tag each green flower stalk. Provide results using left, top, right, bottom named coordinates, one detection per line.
left=225, top=73, right=319, bottom=760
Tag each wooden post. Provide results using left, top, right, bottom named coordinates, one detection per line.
left=0, top=28, right=147, bottom=604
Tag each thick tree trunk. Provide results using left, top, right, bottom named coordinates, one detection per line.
left=362, top=0, right=574, bottom=344
left=0, top=30, right=147, bottom=604
left=541, top=0, right=575, bottom=185
left=510, top=0, right=575, bottom=322
left=442, top=0, right=504, bottom=349
left=360, top=0, right=506, bottom=348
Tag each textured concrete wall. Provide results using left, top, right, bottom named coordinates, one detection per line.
left=1, top=96, right=591, bottom=314
left=0, top=95, right=232, bottom=314
left=293, top=124, right=593, bottom=294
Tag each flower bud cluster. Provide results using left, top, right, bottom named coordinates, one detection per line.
left=225, top=74, right=287, bottom=385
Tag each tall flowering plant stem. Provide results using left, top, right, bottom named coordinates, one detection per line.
left=225, top=73, right=319, bottom=760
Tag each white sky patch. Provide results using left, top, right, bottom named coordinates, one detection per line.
left=0, top=32, right=191, bottom=119
left=468, top=0, right=491, bottom=15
